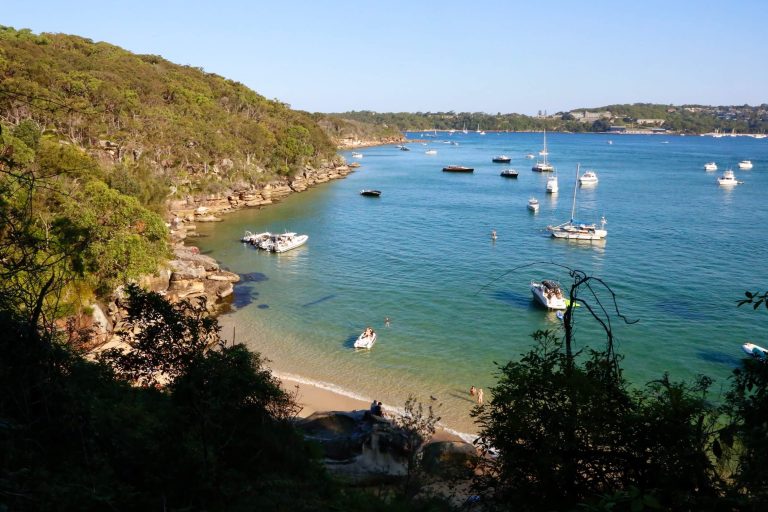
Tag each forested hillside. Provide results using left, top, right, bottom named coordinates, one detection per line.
left=334, top=103, right=768, bottom=134
left=0, top=26, right=339, bottom=208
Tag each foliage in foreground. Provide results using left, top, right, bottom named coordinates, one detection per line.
left=472, top=330, right=724, bottom=511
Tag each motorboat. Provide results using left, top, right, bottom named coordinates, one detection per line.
left=399, top=145, right=410, bottom=151
left=351, top=152, right=363, bottom=159
left=425, top=149, right=437, bottom=155
left=360, top=190, right=381, bottom=197
left=525, top=153, right=535, bottom=159
left=546, top=174, right=558, bottom=193
left=738, top=160, right=753, bottom=170
left=492, top=155, right=512, bottom=163
left=531, top=280, right=567, bottom=310
left=548, top=164, right=608, bottom=240
left=717, top=169, right=741, bottom=186
left=742, top=342, right=768, bottom=359
left=241, top=230, right=271, bottom=244
left=527, top=197, right=539, bottom=212
left=500, top=169, right=519, bottom=178
left=442, top=165, right=474, bottom=173
left=703, top=162, right=717, bottom=171
left=259, top=232, right=308, bottom=253
left=578, top=170, right=598, bottom=185
left=354, top=329, right=377, bottom=349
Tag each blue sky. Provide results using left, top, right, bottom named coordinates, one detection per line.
left=4, top=1, right=766, bottom=114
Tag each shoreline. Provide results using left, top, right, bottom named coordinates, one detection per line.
left=172, top=141, right=477, bottom=445
left=279, top=372, right=473, bottom=444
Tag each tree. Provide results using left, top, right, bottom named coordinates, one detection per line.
left=393, top=394, right=441, bottom=494
left=718, top=290, right=768, bottom=508
left=100, top=284, right=220, bottom=386
left=471, top=270, right=723, bottom=510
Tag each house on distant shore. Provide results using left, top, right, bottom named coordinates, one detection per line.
left=571, top=110, right=612, bottom=123
left=609, top=125, right=627, bottom=133
left=636, top=118, right=665, bottom=126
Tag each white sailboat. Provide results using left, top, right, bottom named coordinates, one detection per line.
left=547, top=164, right=607, bottom=240
left=476, top=123, right=486, bottom=135
left=532, top=129, right=554, bottom=172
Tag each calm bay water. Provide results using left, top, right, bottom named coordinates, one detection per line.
left=194, top=132, right=768, bottom=436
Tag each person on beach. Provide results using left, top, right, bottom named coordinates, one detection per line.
left=370, top=399, right=377, bottom=412
left=470, top=385, right=476, bottom=397
left=373, top=401, right=383, bottom=416
left=477, top=388, right=484, bottom=405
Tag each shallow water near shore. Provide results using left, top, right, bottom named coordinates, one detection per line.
left=194, top=132, right=768, bottom=435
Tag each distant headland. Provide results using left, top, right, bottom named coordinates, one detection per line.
left=327, top=103, right=768, bottom=135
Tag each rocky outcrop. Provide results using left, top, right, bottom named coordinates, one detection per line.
left=299, top=410, right=410, bottom=483
left=167, top=160, right=354, bottom=222
left=298, top=410, right=479, bottom=484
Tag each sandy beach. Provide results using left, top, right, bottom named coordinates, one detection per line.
left=281, top=374, right=467, bottom=443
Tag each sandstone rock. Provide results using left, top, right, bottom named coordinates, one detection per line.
left=195, top=215, right=222, bottom=222
left=299, top=411, right=409, bottom=483
left=421, top=441, right=478, bottom=478
left=207, top=271, right=240, bottom=282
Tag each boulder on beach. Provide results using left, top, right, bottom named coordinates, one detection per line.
left=421, top=441, right=479, bottom=478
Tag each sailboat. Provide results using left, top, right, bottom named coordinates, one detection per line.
left=532, top=129, right=554, bottom=172
left=547, top=164, right=607, bottom=240
left=476, top=123, right=486, bottom=135
left=462, top=123, right=468, bottom=134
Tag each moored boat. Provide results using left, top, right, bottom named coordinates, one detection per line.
left=241, top=230, right=271, bottom=244
left=492, top=155, right=512, bottom=163
left=259, top=232, right=309, bottom=253
left=546, top=174, right=558, bottom=193
left=442, top=165, right=474, bottom=173
left=717, top=169, right=741, bottom=186
left=527, top=197, right=539, bottom=212
left=738, top=160, right=753, bottom=170
left=500, top=169, right=519, bottom=178
left=425, top=149, right=437, bottom=155
left=548, top=164, right=608, bottom=240
left=532, top=129, right=555, bottom=172
left=351, top=152, right=363, bottom=159
left=742, top=342, right=768, bottom=360
left=354, top=328, right=377, bottom=349
left=531, top=280, right=567, bottom=310
left=360, top=189, right=381, bottom=197
left=578, top=170, right=598, bottom=185
left=703, top=162, right=717, bottom=171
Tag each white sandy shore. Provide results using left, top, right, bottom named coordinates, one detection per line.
left=280, top=373, right=470, bottom=443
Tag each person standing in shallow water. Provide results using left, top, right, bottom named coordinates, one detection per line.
left=470, top=385, right=476, bottom=397
left=477, top=388, right=484, bottom=405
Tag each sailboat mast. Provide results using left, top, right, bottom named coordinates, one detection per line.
left=570, top=164, right=579, bottom=222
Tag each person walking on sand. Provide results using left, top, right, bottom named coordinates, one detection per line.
left=477, top=388, right=484, bottom=405
left=470, top=385, right=476, bottom=397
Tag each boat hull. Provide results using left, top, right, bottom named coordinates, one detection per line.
left=354, top=333, right=377, bottom=349
left=442, top=166, right=474, bottom=173
left=550, top=229, right=607, bottom=240
left=531, top=281, right=567, bottom=310
left=742, top=342, right=768, bottom=359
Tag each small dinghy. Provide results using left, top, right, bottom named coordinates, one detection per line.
left=354, top=328, right=377, bottom=349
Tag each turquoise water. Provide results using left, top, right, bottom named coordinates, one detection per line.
left=193, top=132, right=768, bottom=435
